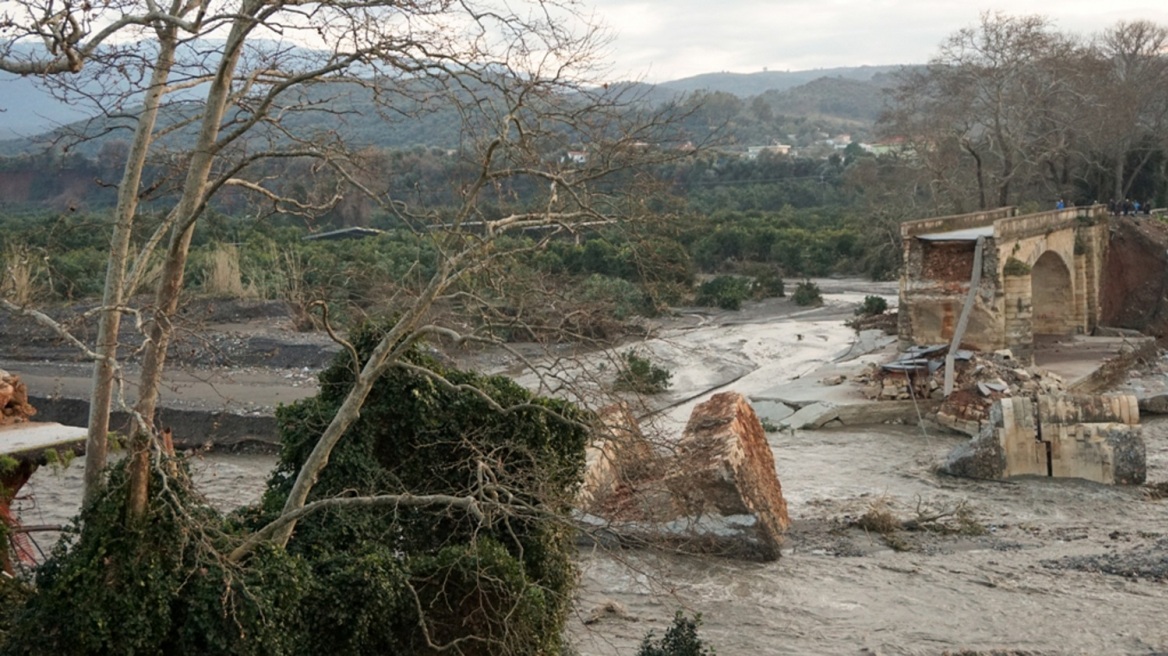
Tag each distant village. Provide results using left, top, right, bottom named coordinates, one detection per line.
left=564, top=132, right=901, bottom=166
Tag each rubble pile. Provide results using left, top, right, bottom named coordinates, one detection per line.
left=0, top=369, right=36, bottom=425
left=578, top=392, right=789, bottom=561
left=852, top=346, right=1068, bottom=436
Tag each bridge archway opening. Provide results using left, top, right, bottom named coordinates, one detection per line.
left=1031, top=251, right=1074, bottom=335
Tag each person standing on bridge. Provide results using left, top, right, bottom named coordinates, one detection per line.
left=1056, top=198, right=1066, bottom=209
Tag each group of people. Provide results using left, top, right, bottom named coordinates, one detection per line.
left=1056, top=198, right=1155, bottom=216
left=1106, top=198, right=1153, bottom=216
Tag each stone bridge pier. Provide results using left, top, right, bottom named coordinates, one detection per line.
left=898, top=205, right=1109, bottom=362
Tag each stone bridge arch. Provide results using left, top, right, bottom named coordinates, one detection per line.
left=899, top=205, right=1109, bottom=363
left=1030, top=251, right=1076, bottom=335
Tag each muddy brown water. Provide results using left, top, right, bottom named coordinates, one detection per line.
left=9, top=282, right=1168, bottom=653
left=16, top=418, right=1168, bottom=655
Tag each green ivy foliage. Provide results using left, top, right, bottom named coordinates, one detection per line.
left=0, top=463, right=307, bottom=656
left=255, top=321, right=592, bottom=654
left=1, top=324, right=590, bottom=655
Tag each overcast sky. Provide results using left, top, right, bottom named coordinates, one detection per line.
left=587, top=1, right=1168, bottom=82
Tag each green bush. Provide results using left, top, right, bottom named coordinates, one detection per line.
left=579, top=274, right=651, bottom=319
left=637, top=612, right=716, bottom=656
left=614, top=350, right=673, bottom=394
left=694, top=275, right=751, bottom=310
left=855, top=295, right=888, bottom=316
left=259, top=322, right=591, bottom=654
left=750, top=267, right=785, bottom=299
left=791, top=280, right=823, bottom=307
left=0, top=463, right=308, bottom=656
left=1, top=324, right=589, bottom=656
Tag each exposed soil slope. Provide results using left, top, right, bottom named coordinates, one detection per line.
left=1100, top=217, right=1168, bottom=341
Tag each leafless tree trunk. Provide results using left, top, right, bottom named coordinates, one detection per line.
left=83, top=32, right=179, bottom=506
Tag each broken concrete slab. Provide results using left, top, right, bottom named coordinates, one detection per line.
left=941, top=394, right=1145, bottom=485
left=664, top=393, right=790, bottom=558
left=578, top=392, right=789, bottom=561
left=780, top=402, right=839, bottom=430
left=578, top=403, right=658, bottom=512
left=749, top=399, right=795, bottom=425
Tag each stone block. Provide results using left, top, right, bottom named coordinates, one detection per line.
left=941, top=394, right=1145, bottom=485
left=578, top=393, right=789, bottom=560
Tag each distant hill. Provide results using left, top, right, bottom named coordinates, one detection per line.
left=0, top=63, right=907, bottom=147
left=657, top=65, right=903, bottom=98
left=0, top=72, right=94, bottom=140
left=759, top=74, right=898, bottom=124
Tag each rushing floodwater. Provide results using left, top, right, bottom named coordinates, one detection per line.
left=14, top=285, right=1168, bottom=654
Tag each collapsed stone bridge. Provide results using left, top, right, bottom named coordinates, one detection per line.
left=899, top=205, right=1109, bottom=362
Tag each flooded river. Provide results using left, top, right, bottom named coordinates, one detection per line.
left=13, top=283, right=1168, bottom=654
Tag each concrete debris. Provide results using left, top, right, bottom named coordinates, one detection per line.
left=578, top=392, right=789, bottom=561
left=782, top=402, right=839, bottom=430
left=856, top=345, right=1069, bottom=436
left=582, top=599, right=636, bottom=625
left=941, top=394, right=1145, bottom=485
left=0, top=369, right=36, bottom=425
left=750, top=400, right=795, bottom=425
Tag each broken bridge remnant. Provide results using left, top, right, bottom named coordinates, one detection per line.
left=941, top=393, right=1145, bottom=485
left=578, top=392, right=789, bottom=561
left=0, top=372, right=88, bottom=573
left=900, top=205, right=1109, bottom=363
left=0, top=369, right=37, bottom=425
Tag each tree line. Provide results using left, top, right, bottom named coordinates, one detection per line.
left=879, top=13, right=1168, bottom=213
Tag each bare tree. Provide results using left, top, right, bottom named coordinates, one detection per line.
left=881, top=13, right=1087, bottom=209
left=1087, top=20, right=1168, bottom=202
left=0, top=0, right=683, bottom=523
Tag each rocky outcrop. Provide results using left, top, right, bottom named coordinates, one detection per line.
left=1100, top=217, right=1168, bottom=342
left=578, top=392, right=789, bottom=561
left=941, top=394, right=1145, bottom=485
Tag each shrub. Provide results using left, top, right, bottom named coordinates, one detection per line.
left=579, top=273, right=651, bottom=319
left=1002, top=257, right=1031, bottom=277
left=855, top=295, right=888, bottom=317
left=751, top=267, right=785, bottom=299
left=694, top=275, right=751, bottom=310
left=47, top=247, right=107, bottom=299
left=1, top=324, right=590, bottom=656
left=791, top=280, right=823, bottom=307
left=637, top=612, right=716, bottom=656
left=260, top=323, right=592, bottom=654
left=614, top=350, right=673, bottom=394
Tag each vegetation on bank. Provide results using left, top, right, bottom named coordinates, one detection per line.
left=0, top=156, right=895, bottom=334
left=0, top=324, right=592, bottom=654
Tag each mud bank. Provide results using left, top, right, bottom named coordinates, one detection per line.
left=29, top=396, right=279, bottom=451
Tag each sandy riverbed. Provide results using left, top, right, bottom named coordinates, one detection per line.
left=12, top=280, right=1168, bottom=655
